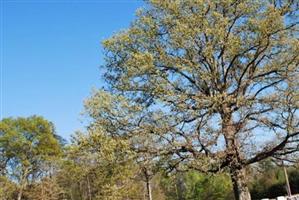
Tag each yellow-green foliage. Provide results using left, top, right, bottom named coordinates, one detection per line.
left=58, top=129, right=143, bottom=200
left=93, top=1, right=299, bottom=199
left=0, top=176, right=16, bottom=200
left=98, top=0, right=299, bottom=170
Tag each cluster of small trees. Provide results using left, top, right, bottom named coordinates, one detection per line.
left=1, top=0, right=299, bottom=200
left=0, top=116, right=229, bottom=200
left=0, top=117, right=298, bottom=200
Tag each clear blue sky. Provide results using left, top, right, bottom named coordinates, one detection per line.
left=1, top=0, right=144, bottom=140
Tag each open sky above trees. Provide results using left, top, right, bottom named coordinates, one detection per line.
left=2, top=0, right=144, bottom=139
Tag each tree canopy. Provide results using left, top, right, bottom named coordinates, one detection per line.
left=0, top=116, right=63, bottom=200
left=85, top=1, right=299, bottom=200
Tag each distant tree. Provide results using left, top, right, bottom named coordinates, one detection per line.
left=57, top=129, right=144, bottom=200
left=0, top=116, right=62, bottom=200
left=24, top=177, right=63, bottom=200
left=85, top=1, right=299, bottom=200
left=132, top=133, right=164, bottom=200
left=137, top=155, right=156, bottom=200
left=161, top=171, right=233, bottom=200
left=250, top=160, right=299, bottom=199
left=288, top=168, right=299, bottom=194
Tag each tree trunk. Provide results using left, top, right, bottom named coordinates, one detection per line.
left=145, top=177, right=152, bottom=200
left=17, top=187, right=23, bottom=200
left=221, top=111, right=250, bottom=200
left=176, top=174, right=185, bottom=200
left=87, top=176, right=92, bottom=200
left=41, top=182, right=44, bottom=200
left=17, top=168, right=29, bottom=200
left=230, top=168, right=251, bottom=200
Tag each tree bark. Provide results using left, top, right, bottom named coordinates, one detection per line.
left=17, top=180, right=26, bottom=200
left=230, top=168, right=251, bottom=200
left=177, top=174, right=185, bottom=200
left=17, top=168, right=29, bottom=200
left=145, top=176, right=152, bottom=200
left=283, top=166, right=291, bottom=196
left=87, top=176, right=92, bottom=200
left=221, top=111, right=251, bottom=200
left=17, top=187, right=23, bottom=200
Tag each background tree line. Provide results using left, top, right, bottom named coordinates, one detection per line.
left=0, top=116, right=298, bottom=200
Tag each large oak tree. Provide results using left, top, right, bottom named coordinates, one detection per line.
left=85, top=1, right=299, bottom=200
